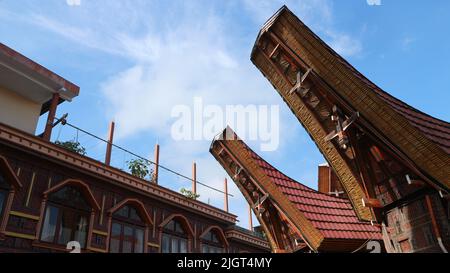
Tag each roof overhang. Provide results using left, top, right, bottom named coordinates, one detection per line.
left=0, top=43, right=80, bottom=114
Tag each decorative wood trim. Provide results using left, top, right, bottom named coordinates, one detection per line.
left=200, top=225, right=229, bottom=247
left=159, top=214, right=195, bottom=237
left=4, top=231, right=36, bottom=240
left=9, top=210, right=40, bottom=221
left=99, top=194, right=105, bottom=225
left=256, top=6, right=450, bottom=191
left=0, top=122, right=236, bottom=224
left=43, top=179, right=100, bottom=211
left=252, top=33, right=373, bottom=222
left=31, top=241, right=69, bottom=252
left=87, top=211, right=95, bottom=251
left=211, top=131, right=324, bottom=251
left=0, top=155, right=23, bottom=188
left=87, top=246, right=107, bottom=253
left=158, top=213, right=195, bottom=253
left=224, top=230, right=270, bottom=250
left=25, top=172, right=36, bottom=207
left=211, top=140, right=284, bottom=252
left=92, top=229, right=108, bottom=237
left=107, top=198, right=153, bottom=225
left=147, top=242, right=160, bottom=248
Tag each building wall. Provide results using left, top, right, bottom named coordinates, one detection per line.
left=384, top=194, right=449, bottom=253
left=0, top=144, right=268, bottom=253
left=0, top=87, right=41, bottom=134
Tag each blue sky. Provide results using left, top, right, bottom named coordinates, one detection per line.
left=1, top=0, right=449, bottom=229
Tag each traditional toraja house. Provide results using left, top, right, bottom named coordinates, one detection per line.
left=0, top=43, right=269, bottom=253
left=210, top=127, right=382, bottom=253
left=244, top=6, right=449, bottom=253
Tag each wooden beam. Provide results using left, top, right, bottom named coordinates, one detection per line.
left=362, top=198, right=383, bottom=208
left=154, top=144, right=160, bottom=184
left=224, top=178, right=229, bottom=212
left=104, top=121, right=115, bottom=166
left=192, top=162, right=197, bottom=194
left=269, top=44, right=280, bottom=59
left=249, top=204, right=253, bottom=231
left=289, top=69, right=312, bottom=95
left=425, top=195, right=448, bottom=253
left=42, top=92, right=60, bottom=141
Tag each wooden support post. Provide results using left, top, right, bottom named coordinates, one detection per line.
left=224, top=178, right=229, bottom=212
left=42, top=92, right=60, bottom=141
left=104, top=121, right=115, bottom=166
left=192, top=162, right=197, bottom=194
left=153, top=144, right=160, bottom=184
left=425, top=195, right=448, bottom=253
left=249, top=204, right=253, bottom=231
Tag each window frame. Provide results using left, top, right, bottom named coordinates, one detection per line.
left=161, top=219, right=189, bottom=253
left=39, top=186, right=92, bottom=248
left=110, top=221, right=145, bottom=253
left=109, top=205, right=146, bottom=253
left=200, top=229, right=225, bottom=253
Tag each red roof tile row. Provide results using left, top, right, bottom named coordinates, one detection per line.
left=241, top=141, right=382, bottom=241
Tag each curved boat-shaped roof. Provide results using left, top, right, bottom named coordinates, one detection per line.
left=211, top=127, right=382, bottom=252
left=250, top=6, right=450, bottom=221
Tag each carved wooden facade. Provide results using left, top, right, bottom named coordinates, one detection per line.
left=210, top=128, right=382, bottom=253
left=0, top=122, right=269, bottom=253
left=248, top=6, right=450, bottom=253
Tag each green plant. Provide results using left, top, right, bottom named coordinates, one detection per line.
left=55, top=140, right=86, bottom=155
left=180, top=188, right=200, bottom=200
left=126, top=159, right=151, bottom=179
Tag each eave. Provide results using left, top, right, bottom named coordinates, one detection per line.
left=0, top=122, right=236, bottom=225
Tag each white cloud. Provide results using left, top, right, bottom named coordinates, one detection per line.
left=7, top=1, right=329, bottom=228
left=327, top=31, right=362, bottom=57
left=66, top=0, right=81, bottom=7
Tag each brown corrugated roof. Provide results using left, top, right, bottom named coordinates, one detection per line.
left=251, top=5, right=450, bottom=197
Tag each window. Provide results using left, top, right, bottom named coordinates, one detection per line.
left=40, top=186, right=91, bottom=248
left=109, top=205, right=145, bottom=253
left=201, top=229, right=224, bottom=253
left=0, top=172, right=9, bottom=217
left=161, top=219, right=188, bottom=253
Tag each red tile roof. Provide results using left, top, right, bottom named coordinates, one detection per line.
left=240, top=140, right=382, bottom=241
left=375, top=90, right=450, bottom=154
